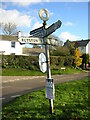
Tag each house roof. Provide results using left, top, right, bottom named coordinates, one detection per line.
left=73, top=39, right=90, bottom=47
left=64, top=39, right=90, bottom=47
left=0, top=35, right=18, bottom=42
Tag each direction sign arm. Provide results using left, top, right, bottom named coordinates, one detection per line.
left=45, top=20, right=62, bottom=37
left=30, top=26, right=44, bottom=35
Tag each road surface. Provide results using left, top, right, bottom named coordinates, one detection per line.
left=0, top=72, right=89, bottom=105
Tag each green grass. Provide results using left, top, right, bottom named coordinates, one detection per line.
left=2, top=78, right=89, bottom=120
left=2, top=68, right=46, bottom=76
left=51, top=67, right=82, bottom=75
left=2, top=67, right=82, bottom=76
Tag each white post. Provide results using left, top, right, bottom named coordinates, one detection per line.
left=43, top=21, right=54, bottom=114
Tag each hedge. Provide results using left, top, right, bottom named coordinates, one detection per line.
left=1, top=55, right=74, bottom=70
left=2, top=55, right=39, bottom=70
left=50, top=56, right=74, bottom=70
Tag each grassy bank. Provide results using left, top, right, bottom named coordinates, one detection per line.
left=2, top=68, right=45, bottom=76
left=2, top=78, right=88, bottom=120
left=2, top=67, right=82, bottom=76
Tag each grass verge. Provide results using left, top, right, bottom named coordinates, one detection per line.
left=2, top=68, right=45, bottom=76
left=2, top=67, right=83, bottom=76
left=2, top=78, right=89, bottom=120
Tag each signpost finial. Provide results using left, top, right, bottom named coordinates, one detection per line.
left=39, top=9, right=49, bottom=22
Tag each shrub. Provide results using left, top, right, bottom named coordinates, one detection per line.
left=2, top=55, right=39, bottom=70
left=57, top=56, right=65, bottom=66
left=2, top=55, right=74, bottom=70
left=50, top=46, right=70, bottom=56
left=64, top=57, right=74, bottom=66
left=82, top=54, right=89, bottom=64
left=50, top=56, right=74, bottom=69
left=81, top=53, right=89, bottom=69
left=74, top=48, right=82, bottom=67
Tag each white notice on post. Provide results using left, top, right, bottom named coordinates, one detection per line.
left=46, top=79, right=55, bottom=100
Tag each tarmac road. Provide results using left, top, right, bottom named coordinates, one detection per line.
left=0, top=72, right=89, bottom=105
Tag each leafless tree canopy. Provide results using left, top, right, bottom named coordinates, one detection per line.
left=0, top=22, right=18, bottom=35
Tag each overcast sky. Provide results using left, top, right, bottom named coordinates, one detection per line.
left=0, top=0, right=89, bottom=43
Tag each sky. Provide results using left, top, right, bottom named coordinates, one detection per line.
left=0, top=0, right=89, bottom=43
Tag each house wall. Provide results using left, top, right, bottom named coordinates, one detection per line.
left=0, top=40, right=24, bottom=55
left=86, top=41, right=90, bottom=55
left=78, top=46, right=86, bottom=54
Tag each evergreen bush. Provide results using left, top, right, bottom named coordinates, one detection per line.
left=1, top=55, right=74, bottom=70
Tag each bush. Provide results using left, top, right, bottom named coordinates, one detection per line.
left=50, top=56, right=74, bottom=69
left=2, top=55, right=39, bottom=70
left=1, top=55, right=74, bottom=70
left=64, top=57, right=74, bottom=66
left=50, top=56, right=58, bottom=66
left=81, top=53, right=89, bottom=69
left=74, top=48, right=82, bottom=67
left=50, top=46, right=70, bottom=56
left=82, top=54, right=89, bottom=64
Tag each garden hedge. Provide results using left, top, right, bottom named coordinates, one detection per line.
left=2, top=55, right=39, bottom=70
left=1, top=55, right=74, bottom=70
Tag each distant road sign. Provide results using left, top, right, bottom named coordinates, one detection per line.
left=18, top=37, right=43, bottom=45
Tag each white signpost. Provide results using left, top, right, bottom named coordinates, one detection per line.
left=18, top=37, right=42, bottom=45
left=18, top=8, right=62, bottom=114
left=18, top=31, right=59, bottom=46
left=18, top=35, right=60, bottom=46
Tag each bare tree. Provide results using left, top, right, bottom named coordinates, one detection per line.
left=1, top=22, right=18, bottom=35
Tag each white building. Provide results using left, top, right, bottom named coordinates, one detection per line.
left=64, top=39, right=90, bottom=55
left=0, top=35, right=25, bottom=55
left=75, top=40, right=90, bottom=55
